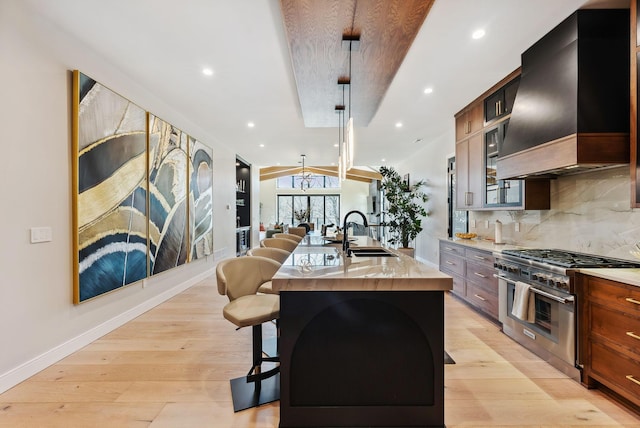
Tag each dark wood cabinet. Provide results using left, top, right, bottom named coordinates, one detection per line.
left=484, top=76, right=519, bottom=123
left=455, top=101, right=483, bottom=141
left=633, top=0, right=640, bottom=207
left=454, top=69, right=550, bottom=211
left=279, top=290, right=445, bottom=427
left=439, top=240, right=499, bottom=321
left=455, top=133, right=483, bottom=210
left=577, top=273, right=640, bottom=412
left=484, top=120, right=550, bottom=210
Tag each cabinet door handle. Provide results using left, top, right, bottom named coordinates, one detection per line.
left=473, top=255, right=487, bottom=261
left=465, top=192, right=473, bottom=206
left=626, top=297, right=640, bottom=305
left=445, top=261, right=455, bottom=265
left=497, top=100, right=503, bottom=116
left=473, top=294, right=486, bottom=301
left=626, top=331, right=640, bottom=341
left=473, top=272, right=487, bottom=278
left=626, top=375, right=640, bottom=386
left=466, top=120, right=471, bottom=134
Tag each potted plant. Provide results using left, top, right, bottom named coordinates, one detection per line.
left=294, top=208, right=309, bottom=224
left=379, top=166, right=429, bottom=257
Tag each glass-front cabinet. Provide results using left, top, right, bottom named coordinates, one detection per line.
left=454, top=69, right=550, bottom=211
left=484, top=120, right=523, bottom=208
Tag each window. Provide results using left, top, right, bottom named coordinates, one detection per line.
left=277, top=175, right=340, bottom=189
left=278, top=195, right=340, bottom=227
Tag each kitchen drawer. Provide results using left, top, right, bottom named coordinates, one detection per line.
left=465, top=248, right=494, bottom=268
left=465, top=260, right=498, bottom=294
left=440, top=242, right=465, bottom=257
left=466, top=280, right=499, bottom=318
left=591, top=304, right=640, bottom=354
left=440, top=253, right=465, bottom=277
left=590, top=341, right=640, bottom=407
left=587, top=277, right=640, bottom=314
left=450, top=274, right=465, bottom=297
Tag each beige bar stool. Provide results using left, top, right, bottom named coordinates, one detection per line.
left=260, top=237, right=298, bottom=252
left=287, top=226, right=307, bottom=237
left=272, top=232, right=303, bottom=243
left=216, top=256, right=281, bottom=411
left=246, top=247, right=290, bottom=294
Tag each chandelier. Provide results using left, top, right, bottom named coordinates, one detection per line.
left=299, top=154, right=313, bottom=191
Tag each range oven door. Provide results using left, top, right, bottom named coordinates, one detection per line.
left=497, top=275, right=576, bottom=372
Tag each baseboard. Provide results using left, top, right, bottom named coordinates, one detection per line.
left=0, top=267, right=214, bottom=394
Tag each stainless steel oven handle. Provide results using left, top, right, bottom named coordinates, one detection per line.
left=493, top=274, right=574, bottom=304
left=529, top=287, right=574, bottom=304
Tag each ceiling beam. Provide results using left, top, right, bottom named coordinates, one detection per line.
left=279, top=0, right=435, bottom=127
left=260, top=166, right=381, bottom=183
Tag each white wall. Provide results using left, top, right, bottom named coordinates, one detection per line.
left=396, top=128, right=455, bottom=267
left=0, top=1, right=239, bottom=392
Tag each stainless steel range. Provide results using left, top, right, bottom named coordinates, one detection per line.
left=494, top=249, right=640, bottom=381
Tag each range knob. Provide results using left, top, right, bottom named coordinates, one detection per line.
left=535, top=273, right=549, bottom=283
left=553, top=277, right=569, bottom=291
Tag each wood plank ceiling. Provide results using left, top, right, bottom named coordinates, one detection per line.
left=279, top=0, right=435, bottom=128
left=260, top=165, right=382, bottom=182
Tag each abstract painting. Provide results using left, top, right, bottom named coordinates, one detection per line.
left=188, top=137, right=213, bottom=260
left=72, top=71, right=148, bottom=303
left=148, top=114, right=189, bottom=275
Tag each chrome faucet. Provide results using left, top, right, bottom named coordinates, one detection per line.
left=342, top=210, right=368, bottom=256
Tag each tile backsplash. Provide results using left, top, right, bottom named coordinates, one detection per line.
left=470, top=166, right=640, bottom=260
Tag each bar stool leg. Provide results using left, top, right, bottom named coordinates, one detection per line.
left=229, top=324, right=280, bottom=412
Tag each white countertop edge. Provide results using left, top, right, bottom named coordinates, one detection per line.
left=577, top=268, right=640, bottom=288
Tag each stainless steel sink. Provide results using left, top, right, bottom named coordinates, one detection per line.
left=348, top=247, right=397, bottom=257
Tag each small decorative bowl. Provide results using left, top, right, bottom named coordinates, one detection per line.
left=455, top=232, right=477, bottom=240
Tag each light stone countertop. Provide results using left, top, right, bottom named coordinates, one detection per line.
left=577, top=268, right=640, bottom=287
left=272, top=236, right=453, bottom=292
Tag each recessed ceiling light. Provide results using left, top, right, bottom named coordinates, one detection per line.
left=381, top=158, right=386, bottom=162
left=331, top=162, right=335, bottom=166
left=247, top=122, right=255, bottom=128
left=395, top=122, right=403, bottom=128
left=259, top=143, right=265, bottom=148
left=424, top=87, right=433, bottom=94
left=472, top=29, right=485, bottom=40
left=333, top=143, right=339, bottom=148
left=202, top=68, right=214, bottom=76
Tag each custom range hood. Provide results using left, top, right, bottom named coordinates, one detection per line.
left=497, top=9, right=630, bottom=180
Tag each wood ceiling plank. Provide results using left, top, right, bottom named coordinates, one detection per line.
left=280, top=0, right=434, bottom=127
left=260, top=166, right=381, bottom=182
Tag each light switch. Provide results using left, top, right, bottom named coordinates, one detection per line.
left=30, top=227, right=53, bottom=243
left=515, top=222, right=520, bottom=232
left=484, top=220, right=489, bottom=228
left=470, top=219, right=476, bottom=228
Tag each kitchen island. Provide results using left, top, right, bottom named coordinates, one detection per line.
left=272, top=238, right=452, bottom=428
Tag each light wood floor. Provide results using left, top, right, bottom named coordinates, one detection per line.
left=1, top=275, right=639, bottom=427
